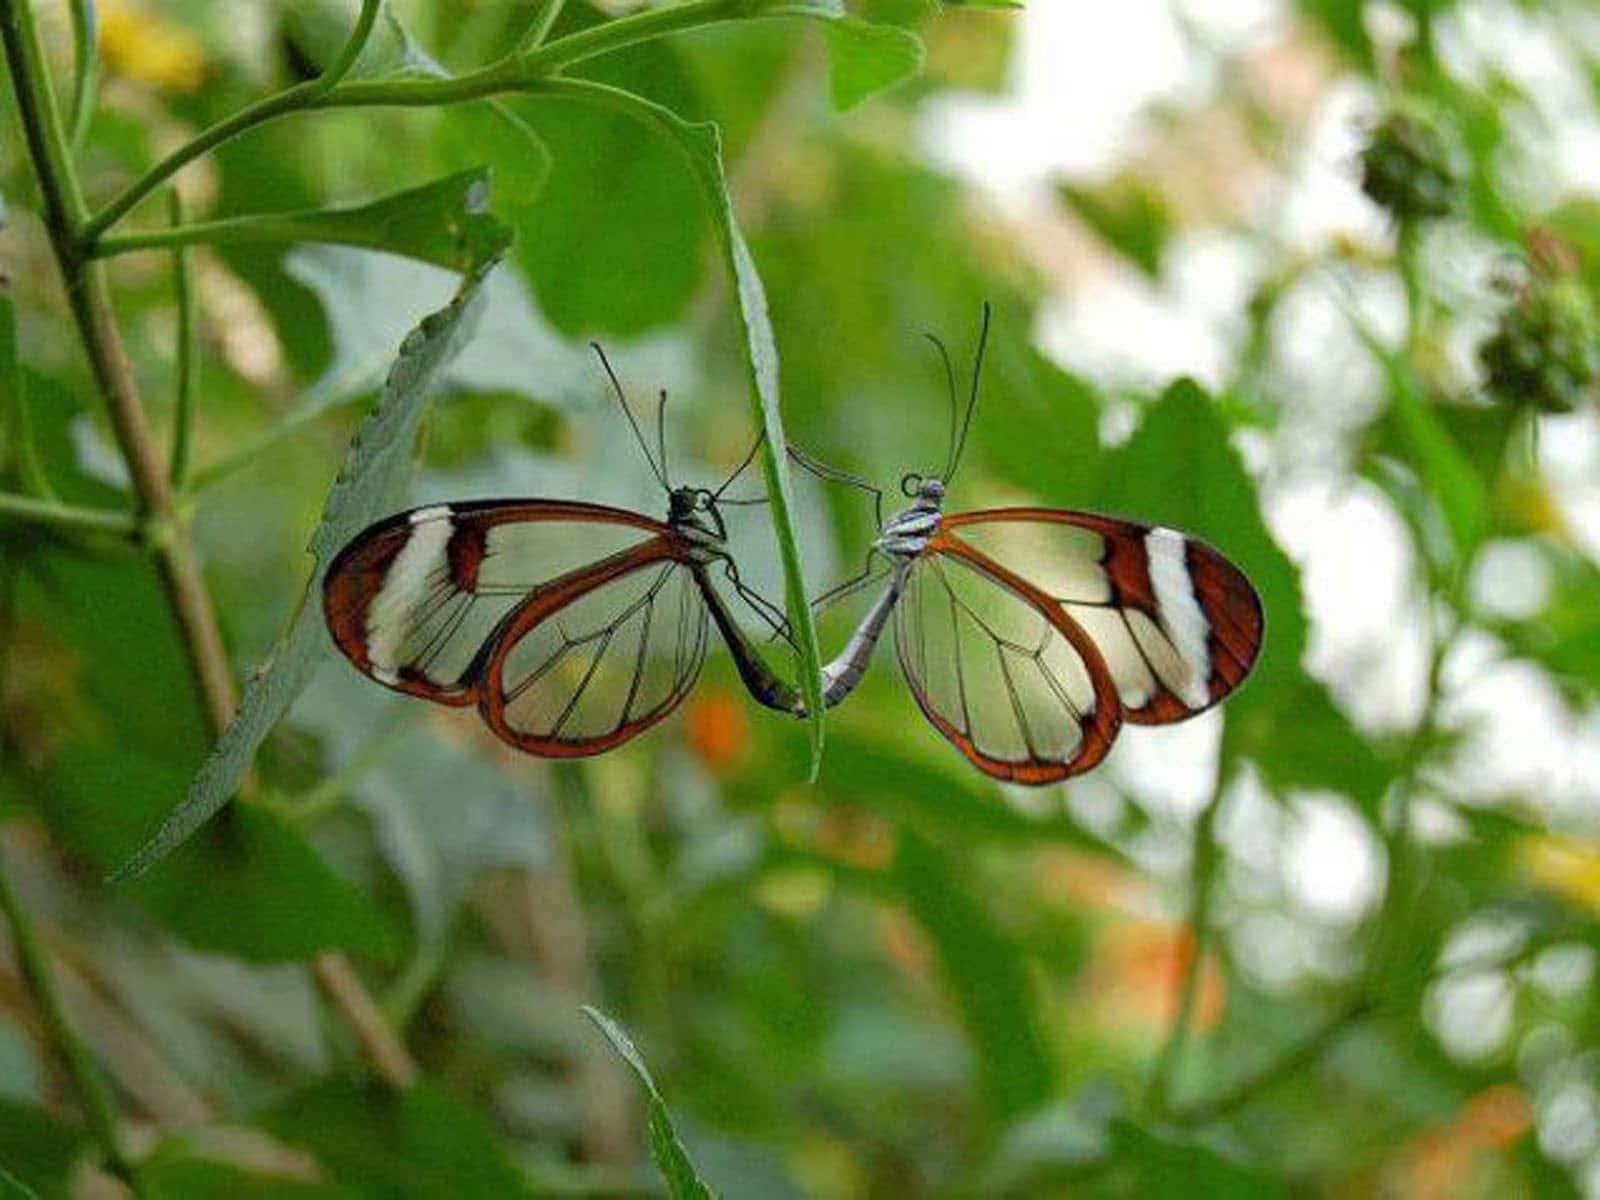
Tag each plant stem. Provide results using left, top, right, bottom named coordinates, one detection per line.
left=65, top=0, right=96, bottom=149
left=167, top=190, right=195, bottom=489
left=1146, top=778, right=1225, bottom=1113
left=2, top=0, right=237, bottom=735
left=312, top=955, right=418, bottom=1089
left=309, top=0, right=383, bottom=98
left=517, top=0, right=570, bottom=52
left=4, top=0, right=419, bottom=1097
left=0, top=848, right=135, bottom=1183
left=1164, top=997, right=1372, bottom=1127
left=0, top=490, right=138, bottom=534
left=81, top=0, right=763, bottom=242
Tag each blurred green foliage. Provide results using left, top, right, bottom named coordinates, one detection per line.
left=2, top=0, right=1600, bottom=1196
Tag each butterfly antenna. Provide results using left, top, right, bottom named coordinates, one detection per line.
left=655, top=388, right=671, bottom=487
left=591, top=343, right=668, bottom=490
left=947, top=301, right=991, bottom=483
left=713, top=431, right=766, bottom=500
left=923, top=332, right=959, bottom=479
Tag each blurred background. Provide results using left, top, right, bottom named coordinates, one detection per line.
left=4, top=0, right=1600, bottom=1195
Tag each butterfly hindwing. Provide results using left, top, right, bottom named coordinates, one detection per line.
left=894, top=536, right=1123, bottom=783
left=477, top=549, right=710, bottom=756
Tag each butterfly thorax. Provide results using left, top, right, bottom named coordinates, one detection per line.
left=668, top=486, right=727, bottom=565
left=877, top=477, right=945, bottom=561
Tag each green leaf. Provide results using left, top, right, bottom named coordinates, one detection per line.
left=289, top=672, right=549, bottom=944
left=54, top=748, right=400, bottom=961
left=1057, top=173, right=1174, bottom=279
left=1093, top=380, right=1390, bottom=802
left=110, top=259, right=498, bottom=880
left=509, top=94, right=707, bottom=336
left=139, top=1152, right=347, bottom=1200
left=801, top=729, right=1133, bottom=856
left=0, top=1100, right=84, bottom=1199
left=262, top=1078, right=527, bottom=1198
left=1095, top=379, right=1305, bottom=714
left=284, top=0, right=447, bottom=82
left=821, top=19, right=925, bottom=111
left=1229, top=675, right=1391, bottom=812
left=534, top=80, right=824, bottom=773
left=1363, top=330, right=1486, bottom=563
left=893, top=832, right=1054, bottom=1123
left=104, top=170, right=514, bottom=273
left=583, top=1007, right=717, bottom=1200
left=1106, top=1118, right=1285, bottom=1198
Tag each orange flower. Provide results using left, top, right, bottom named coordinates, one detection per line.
left=685, top=688, right=748, bottom=773
left=1080, top=921, right=1225, bottom=1035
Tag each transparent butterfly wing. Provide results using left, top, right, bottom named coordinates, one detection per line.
left=941, top=509, right=1263, bottom=725
left=323, top=500, right=672, bottom=705
left=894, top=542, right=1122, bottom=783
left=477, top=551, right=711, bottom=755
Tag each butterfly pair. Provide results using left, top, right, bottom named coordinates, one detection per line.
left=322, top=313, right=1263, bottom=782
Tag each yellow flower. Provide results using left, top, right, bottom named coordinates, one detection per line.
left=99, top=0, right=207, bottom=92
left=1520, top=834, right=1600, bottom=912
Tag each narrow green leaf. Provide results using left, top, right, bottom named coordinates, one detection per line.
left=100, top=170, right=513, bottom=274
left=894, top=832, right=1055, bottom=1123
left=1365, top=334, right=1486, bottom=562
left=583, top=1007, right=716, bottom=1200
left=110, top=259, right=498, bottom=881
left=821, top=18, right=925, bottom=111
left=533, top=79, right=825, bottom=774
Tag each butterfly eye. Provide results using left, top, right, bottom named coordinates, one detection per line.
left=900, top=472, right=924, bottom=498
left=694, top=489, right=715, bottom=511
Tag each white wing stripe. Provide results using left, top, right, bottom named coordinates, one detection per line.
left=367, top=509, right=454, bottom=675
left=1145, top=527, right=1211, bottom=709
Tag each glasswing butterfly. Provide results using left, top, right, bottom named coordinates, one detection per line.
left=777, top=306, right=1265, bottom=784
left=322, top=349, right=802, bottom=757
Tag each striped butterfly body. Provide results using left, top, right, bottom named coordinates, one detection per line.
left=323, top=355, right=800, bottom=757
left=783, top=308, right=1264, bottom=783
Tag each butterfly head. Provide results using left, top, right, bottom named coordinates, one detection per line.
left=901, top=472, right=946, bottom=509
left=669, top=485, right=727, bottom=546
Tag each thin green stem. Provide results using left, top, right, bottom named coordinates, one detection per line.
left=1397, top=219, right=1425, bottom=356
left=0, top=849, right=136, bottom=1183
left=1164, top=997, right=1373, bottom=1127
left=309, top=0, right=383, bottom=98
left=81, top=0, right=759, bottom=242
left=167, top=190, right=195, bottom=489
left=2, top=0, right=91, bottom=240
left=517, top=0, right=570, bottom=52
left=0, top=490, right=138, bottom=534
left=1147, top=777, right=1225, bottom=1113
left=65, top=0, right=97, bottom=150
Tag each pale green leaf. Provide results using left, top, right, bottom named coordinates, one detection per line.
left=583, top=1007, right=717, bottom=1200
left=110, top=259, right=498, bottom=881
left=822, top=18, right=925, bottom=111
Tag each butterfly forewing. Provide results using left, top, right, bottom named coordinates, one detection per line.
left=323, top=501, right=674, bottom=704
left=940, top=510, right=1263, bottom=725
left=479, top=553, right=710, bottom=756
left=894, top=548, right=1121, bottom=783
